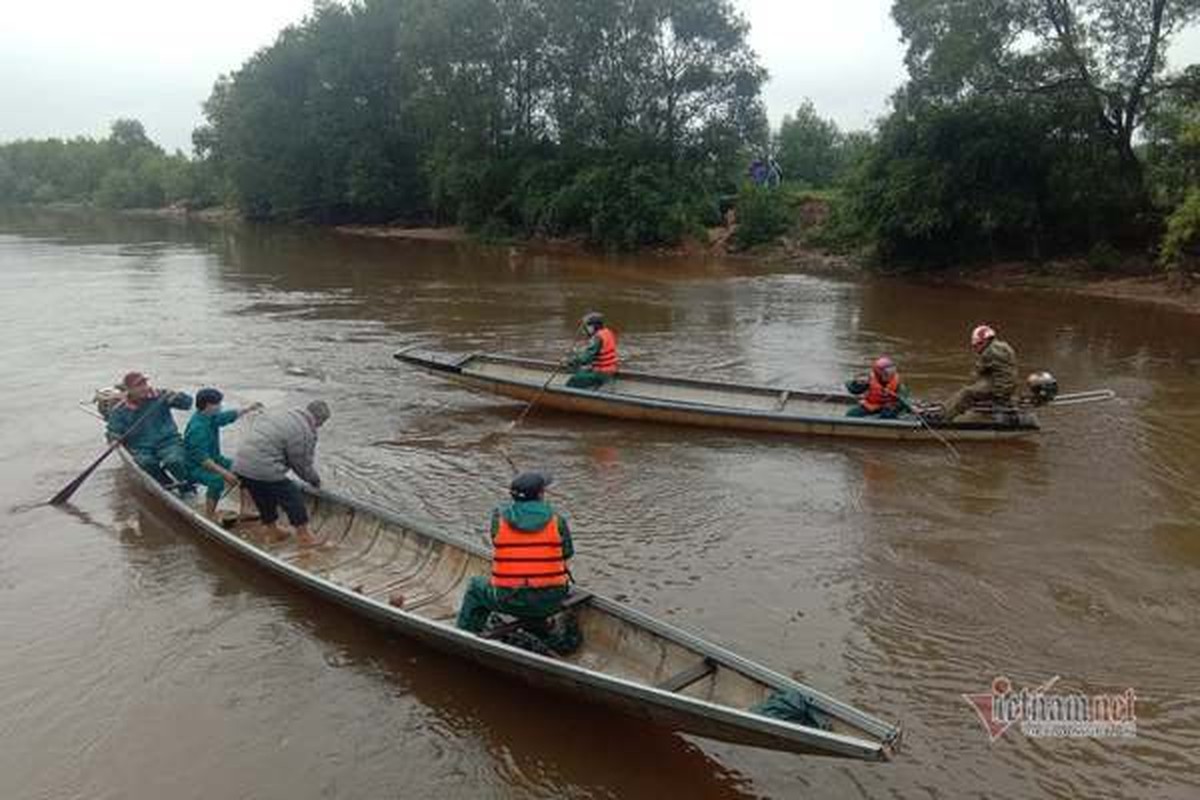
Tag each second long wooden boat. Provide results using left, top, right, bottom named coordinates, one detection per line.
left=395, top=349, right=1041, bottom=441
left=111, top=448, right=902, bottom=761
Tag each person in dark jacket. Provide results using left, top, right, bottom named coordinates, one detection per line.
left=456, top=472, right=575, bottom=634
left=233, top=400, right=330, bottom=547
left=105, top=371, right=193, bottom=489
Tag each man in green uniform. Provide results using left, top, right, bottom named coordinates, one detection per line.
left=183, top=387, right=261, bottom=519
left=942, top=324, right=1018, bottom=420
left=566, top=312, right=619, bottom=389
left=106, top=371, right=194, bottom=489
left=456, top=472, right=575, bottom=637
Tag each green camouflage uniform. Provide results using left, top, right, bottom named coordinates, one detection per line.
left=943, top=339, right=1018, bottom=420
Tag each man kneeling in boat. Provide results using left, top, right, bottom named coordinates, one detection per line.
left=106, top=371, right=194, bottom=490
left=233, top=400, right=331, bottom=547
left=457, top=472, right=576, bottom=643
left=940, top=324, right=1018, bottom=421
left=845, top=356, right=909, bottom=419
left=183, top=388, right=261, bottom=520
left=565, top=312, right=618, bottom=389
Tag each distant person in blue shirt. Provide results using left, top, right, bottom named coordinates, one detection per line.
left=184, top=387, right=261, bottom=519
left=105, top=371, right=193, bottom=489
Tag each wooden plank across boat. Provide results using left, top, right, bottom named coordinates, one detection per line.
left=115, top=448, right=901, bottom=761
left=394, top=348, right=1041, bottom=441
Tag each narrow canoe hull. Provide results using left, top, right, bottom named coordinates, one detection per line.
left=395, top=349, right=1040, bottom=442
left=114, top=449, right=900, bottom=761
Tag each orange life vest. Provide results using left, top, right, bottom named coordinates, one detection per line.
left=593, top=328, right=619, bottom=374
left=491, top=515, right=569, bottom=589
left=861, top=371, right=901, bottom=412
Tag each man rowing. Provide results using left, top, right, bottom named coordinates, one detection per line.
left=845, top=356, right=910, bottom=419
left=456, top=471, right=576, bottom=642
left=566, top=312, right=619, bottom=389
left=941, top=324, right=1018, bottom=421
left=105, top=371, right=194, bottom=489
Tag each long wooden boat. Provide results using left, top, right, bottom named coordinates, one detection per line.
left=114, top=448, right=900, bottom=761
left=395, top=349, right=1041, bottom=441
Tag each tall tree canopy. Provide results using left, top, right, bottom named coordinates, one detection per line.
left=839, top=0, right=1200, bottom=265
left=893, top=0, right=1200, bottom=172
left=195, top=0, right=766, bottom=246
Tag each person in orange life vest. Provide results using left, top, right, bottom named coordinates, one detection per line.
left=566, top=311, right=619, bottom=389
left=845, top=356, right=910, bottom=419
left=456, top=471, right=575, bottom=634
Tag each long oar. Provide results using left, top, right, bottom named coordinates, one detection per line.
left=507, top=356, right=572, bottom=434
left=49, top=395, right=170, bottom=506
left=897, top=396, right=961, bottom=462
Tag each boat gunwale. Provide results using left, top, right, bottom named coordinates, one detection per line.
left=394, top=349, right=1038, bottom=436
left=114, top=448, right=900, bottom=760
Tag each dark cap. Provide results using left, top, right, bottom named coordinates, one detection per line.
left=122, top=371, right=148, bottom=389
left=510, top=471, right=552, bottom=501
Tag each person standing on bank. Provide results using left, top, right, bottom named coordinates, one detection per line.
left=233, top=400, right=331, bottom=547
left=456, top=472, right=574, bottom=635
left=566, top=312, right=619, bottom=389
left=183, top=388, right=262, bottom=520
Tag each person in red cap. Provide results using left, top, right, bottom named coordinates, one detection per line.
left=105, top=372, right=194, bottom=488
left=845, top=356, right=910, bottom=418
left=941, top=324, right=1018, bottom=420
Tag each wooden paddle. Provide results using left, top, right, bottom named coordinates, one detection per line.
left=48, top=394, right=171, bottom=506
left=506, top=356, right=572, bottom=433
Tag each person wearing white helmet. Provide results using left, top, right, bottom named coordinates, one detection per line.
left=941, top=324, right=1018, bottom=420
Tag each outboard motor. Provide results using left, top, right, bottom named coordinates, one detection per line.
left=1026, top=371, right=1059, bottom=406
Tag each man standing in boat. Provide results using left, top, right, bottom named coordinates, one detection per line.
left=233, top=400, right=331, bottom=548
left=456, top=472, right=576, bottom=642
left=566, top=311, right=619, bottom=389
left=183, top=388, right=262, bottom=520
left=845, top=356, right=910, bottom=419
left=106, top=371, right=194, bottom=489
left=940, top=324, right=1018, bottom=421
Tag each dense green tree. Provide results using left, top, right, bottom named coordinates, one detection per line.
left=837, top=0, right=1200, bottom=265
left=892, top=0, right=1200, bottom=175
left=196, top=0, right=764, bottom=246
left=774, top=100, right=841, bottom=187
left=0, top=120, right=204, bottom=210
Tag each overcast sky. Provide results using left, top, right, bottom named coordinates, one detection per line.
left=1, top=1, right=1197, bottom=152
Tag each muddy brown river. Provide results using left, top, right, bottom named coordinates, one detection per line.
left=1, top=208, right=1197, bottom=799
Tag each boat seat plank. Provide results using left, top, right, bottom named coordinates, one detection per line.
left=776, top=390, right=790, bottom=412
left=657, top=657, right=716, bottom=693
left=480, top=591, right=593, bottom=640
